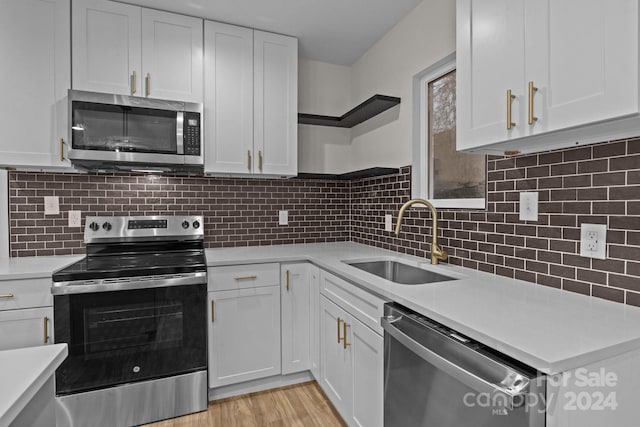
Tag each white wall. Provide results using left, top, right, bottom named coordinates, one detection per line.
left=298, top=59, right=352, bottom=174
left=297, top=0, right=456, bottom=174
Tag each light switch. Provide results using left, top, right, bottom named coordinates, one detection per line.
left=519, top=192, right=538, bottom=221
left=68, top=211, right=82, bottom=228
left=279, top=210, right=288, bottom=225
left=44, top=196, right=59, bottom=215
left=385, top=214, right=393, bottom=232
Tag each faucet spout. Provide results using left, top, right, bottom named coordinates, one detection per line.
left=395, top=198, right=448, bottom=265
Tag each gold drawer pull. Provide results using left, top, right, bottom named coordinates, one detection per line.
left=0, top=294, right=14, bottom=299
left=247, top=150, right=252, bottom=171
left=211, top=299, right=215, bottom=322
left=131, top=70, right=137, bottom=94
left=286, top=270, right=290, bottom=291
left=234, top=275, right=257, bottom=281
left=44, top=317, right=50, bottom=343
left=258, top=150, right=263, bottom=171
left=343, top=322, right=350, bottom=349
left=528, top=81, right=538, bottom=125
left=145, top=73, right=151, bottom=97
left=337, top=317, right=342, bottom=343
left=507, top=89, right=516, bottom=130
left=59, top=138, right=65, bottom=162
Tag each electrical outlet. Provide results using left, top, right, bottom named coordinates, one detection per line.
left=519, top=192, right=538, bottom=221
left=279, top=210, right=288, bottom=226
left=68, top=211, right=82, bottom=228
left=384, top=214, right=393, bottom=232
left=44, top=196, right=59, bottom=215
left=580, top=223, right=607, bottom=259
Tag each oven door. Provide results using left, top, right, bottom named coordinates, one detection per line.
left=54, top=284, right=206, bottom=395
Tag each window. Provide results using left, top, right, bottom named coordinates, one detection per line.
left=412, top=54, right=486, bottom=209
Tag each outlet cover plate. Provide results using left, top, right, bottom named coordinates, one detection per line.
left=384, top=214, right=393, bottom=232
left=580, top=223, right=607, bottom=259
left=279, top=210, right=288, bottom=226
left=44, top=196, right=59, bottom=215
left=519, top=192, right=539, bottom=221
left=68, top=211, right=82, bottom=228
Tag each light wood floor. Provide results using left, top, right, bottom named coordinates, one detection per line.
left=145, top=381, right=346, bottom=427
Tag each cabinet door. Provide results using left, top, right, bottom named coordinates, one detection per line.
left=350, top=320, right=383, bottom=427
left=0, top=0, right=71, bottom=168
left=208, top=287, right=281, bottom=387
left=309, top=265, right=321, bottom=379
left=204, top=21, right=254, bottom=174
left=141, top=9, right=203, bottom=102
left=0, top=307, right=53, bottom=351
left=525, top=0, right=638, bottom=135
left=281, top=263, right=310, bottom=375
left=253, top=31, right=298, bottom=176
left=72, top=0, right=141, bottom=95
left=456, top=0, right=526, bottom=151
left=319, top=296, right=352, bottom=420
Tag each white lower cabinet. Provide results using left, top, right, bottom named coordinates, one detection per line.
left=319, top=277, right=384, bottom=427
left=0, top=306, right=53, bottom=351
left=207, top=287, right=281, bottom=387
left=281, top=263, right=311, bottom=375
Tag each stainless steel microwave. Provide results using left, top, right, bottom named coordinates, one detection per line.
left=68, top=90, right=203, bottom=174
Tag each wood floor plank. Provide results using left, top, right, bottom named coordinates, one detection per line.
left=144, top=381, right=345, bottom=427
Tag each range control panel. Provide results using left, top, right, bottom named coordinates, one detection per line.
left=84, top=216, right=204, bottom=243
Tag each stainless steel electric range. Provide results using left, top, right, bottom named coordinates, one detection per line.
left=52, top=215, right=208, bottom=427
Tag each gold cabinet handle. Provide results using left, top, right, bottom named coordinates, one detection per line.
left=337, top=317, right=342, bottom=343
left=145, top=73, right=151, bottom=97
left=258, top=150, right=263, bottom=171
left=528, top=81, right=538, bottom=125
left=131, top=71, right=137, bottom=94
left=234, top=275, right=257, bottom=281
left=247, top=150, right=252, bottom=171
left=0, top=294, right=14, bottom=299
left=44, top=316, right=50, bottom=343
left=59, top=138, right=65, bottom=162
left=507, top=89, right=516, bottom=130
left=286, top=270, right=290, bottom=291
left=211, top=299, right=215, bottom=322
left=343, top=322, right=350, bottom=349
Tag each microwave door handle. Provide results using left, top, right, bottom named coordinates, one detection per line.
left=176, top=112, right=184, bottom=155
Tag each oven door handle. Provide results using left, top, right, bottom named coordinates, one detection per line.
left=382, top=317, right=529, bottom=410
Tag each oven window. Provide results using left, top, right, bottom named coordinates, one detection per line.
left=54, top=285, right=206, bottom=395
left=72, top=101, right=177, bottom=154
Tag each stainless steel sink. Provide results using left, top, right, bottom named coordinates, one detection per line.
left=345, top=260, right=457, bottom=285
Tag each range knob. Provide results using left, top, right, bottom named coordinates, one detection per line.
left=192, top=220, right=200, bottom=229
left=102, top=222, right=112, bottom=231
left=182, top=220, right=190, bottom=229
left=89, top=222, right=100, bottom=231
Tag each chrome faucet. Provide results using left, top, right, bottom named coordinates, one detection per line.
left=395, top=198, right=448, bottom=265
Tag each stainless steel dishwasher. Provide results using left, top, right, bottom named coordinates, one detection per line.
left=382, top=303, right=546, bottom=427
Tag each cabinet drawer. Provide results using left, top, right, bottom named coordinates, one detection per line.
left=0, top=306, right=53, bottom=351
left=208, top=263, right=280, bottom=291
left=0, top=278, right=52, bottom=311
left=320, top=270, right=387, bottom=336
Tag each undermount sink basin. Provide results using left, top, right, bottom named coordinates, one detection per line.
left=345, top=260, right=457, bottom=285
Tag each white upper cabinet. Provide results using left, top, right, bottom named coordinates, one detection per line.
left=253, top=30, right=298, bottom=176
left=0, top=0, right=72, bottom=169
left=457, top=0, right=639, bottom=154
left=204, top=24, right=298, bottom=177
left=73, top=0, right=203, bottom=103
left=204, top=21, right=254, bottom=174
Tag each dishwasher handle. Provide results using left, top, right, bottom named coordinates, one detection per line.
left=382, top=317, right=529, bottom=410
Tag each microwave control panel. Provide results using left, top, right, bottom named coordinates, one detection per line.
left=184, top=112, right=201, bottom=156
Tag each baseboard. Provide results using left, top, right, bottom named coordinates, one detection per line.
left=208, top=371, right=315, bottom=401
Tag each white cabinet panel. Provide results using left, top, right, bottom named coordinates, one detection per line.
left=351, top=319, right=383, bottom=427
left=208, top=287, right=281, bottom=387
left=281, top=263, right=310, bottom=375
left=141, top=9, right=203, bottom=102
left=0, top=307, right=53, bottom=351
left=320, top=296, right=352, bottom=419
left=204, top=21, right=254, bottom=174
left=72, top=0, right=141, bottom=96
left=0, top=0, right=71, bottom=169
left=309, top=265, right=321, bottom=379
left=253, top=31, right=298, bottom=176
left=0, top=278, right=53, bottom=310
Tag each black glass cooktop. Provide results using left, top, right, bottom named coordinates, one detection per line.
left=53, top=242, right=206, bottom=282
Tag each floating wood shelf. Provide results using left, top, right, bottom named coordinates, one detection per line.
left=298, top=94, right=401, bottom=128
left=295, top=167, right=400, bottom=181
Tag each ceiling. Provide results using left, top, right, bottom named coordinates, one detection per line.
left=122, top=0, right=421, bottom=65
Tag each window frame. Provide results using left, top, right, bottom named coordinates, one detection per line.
left=411, top=53, right=486, bottom=209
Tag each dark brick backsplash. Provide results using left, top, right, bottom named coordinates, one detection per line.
left=7, top=137, right=640, bottom=307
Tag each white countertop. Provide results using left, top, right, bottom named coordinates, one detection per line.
left=206, top=242, right=640, bottom=375
left=0, top=255, right=81, bottom=281
left=0, top=344, right=68, bottom=426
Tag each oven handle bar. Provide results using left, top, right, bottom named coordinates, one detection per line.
left=51, top=272, right=207, bottom=295
left=382, top=317, right=529, bottom=410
